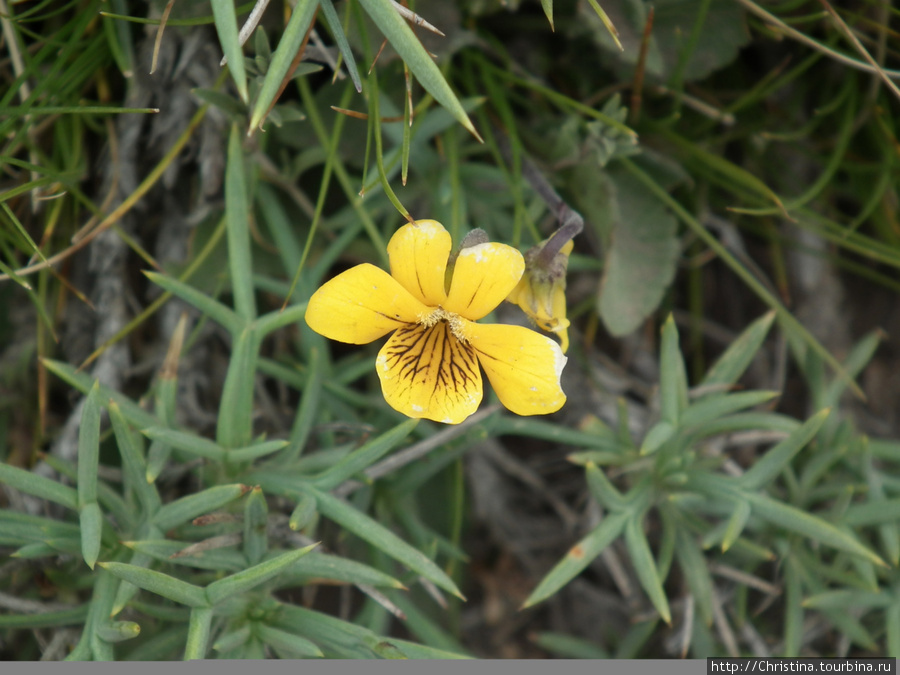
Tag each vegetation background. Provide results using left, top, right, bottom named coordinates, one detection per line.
left=2, top=0, right=900, bottom=661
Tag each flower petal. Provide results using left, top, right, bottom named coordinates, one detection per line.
left=376, top=323, right=483, bottom=424
left=446, top=242, right=525, bottom=320
left=387, top=220, right=451, bottom=306
left=305, top=264, right=428, bottom=344
left=461, top=321, right=567, bottom=416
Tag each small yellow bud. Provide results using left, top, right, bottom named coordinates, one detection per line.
left=507, top=238, right=573, bottom=353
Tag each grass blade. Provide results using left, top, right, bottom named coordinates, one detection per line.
left=318, top=0, right=361, bottom=92
left=624, top=515, right=671, bottom=624
left=701, top=311, right=776, bottom=389
left=204, top=544, right=317, bottom=605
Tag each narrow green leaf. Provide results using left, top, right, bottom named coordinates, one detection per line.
left=98, top=620, right=141, bottom=643
left=639, top=420, right=675, bottom=456
left=79, top=502, right=103, bottom=569
left=248, top=0, right=318, bottom=132
left=0, top=463, right=78, bottom=511
left=184, top=607, right=214, bottom=660
left=142, top=427, right=226, bottom=460
left=802, top=590, right=892, bottom=611
left=540, top=0, right=554, bottom=29
left=318, top=0, right=361, bottom=92
left=701, top=311, right=776, bottom=389
left=624, top=515, right=671, bottom=624
left=739, top=408, right=830, bottom=491
left=844, top=499, right=900, bottom=526
left=721, top=500, right=751, bottom=552
left=888, top=602, right=900, bottom=659
left=243, top=486, right=268, bottom=566
left=674, top=527, right=713, bottom=626
left=98, top=562, right=209, bottom=608
left=523, top=511, right=629, bottom=608
left=299, top=483, right=464, bottom=599
left=152, top=484, right=250, bottom=532
left=289, top=494, right=317, bottom=531
left=376, top=638, right=472, bottom=660
left=109, top=402, right=160, bottom=513
left=123, top=539, right=246, bottom=572
left=279, top=348, right=323, bottom=464
left=532, top=632, right=609, bottom=659
left=144, top=271, right=243, bottom=334
left=822, top=330, right=882, bottom=408
left=783, top=556, right=803, bottom=657
left=277, top=551, right=405, bottom=589
left=696, top=412, right=800, bottom=438
left=0, top=605, right=88, bottom=629
left=585, top=462, right=626, bottom=511
left=228, top=440, right=289, bottom=463
left=210, top=0, right=248, bottom=102
left=213, top=626, right=252, bottom=652
left=216, top=327, right=259, bottom=448
left=311, top=418, right=419, bottom=490
left=745, top=492, right=885, bottom=567
left=357, top=0, right=480, bottom=140
left=205, top=545, right=318, bottom=605
left=681, top=391, right=779, bottom=429
left=659, top=314, right=688, bottom=426
left=77, top=381, right=103, bottom=507
left=255, top=623, right=323, bottom=658
left=225, top=123, right=256, bottom=320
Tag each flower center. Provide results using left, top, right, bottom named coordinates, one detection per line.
left=418, top=307, right=468, bottom=343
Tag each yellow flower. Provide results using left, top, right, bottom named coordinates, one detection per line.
left=305, top=220, right=567, bottom=424
left=507, top=238, right=573, bottom=353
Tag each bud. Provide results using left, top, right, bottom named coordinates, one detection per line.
left=507, top=236, right=573, bottom=353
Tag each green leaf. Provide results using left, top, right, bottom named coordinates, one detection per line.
left=248, top=0, right=319, bottom=132
left=738, top=408, right=830, bottom=491
left=701, top=311, right=776, bottom=389
left=184, top=607, right=214, bottom=660
left=595, top=167, right=680, bottom=336
left=310, top=418, right=419, bottom=490
left=624, top=515, right=671, bottom=624
left=721, top=499, right=751, bottom=552
left=745, top=493, right=885, bottom=567
left=152, top=484, right=250, bottom=532
left=279, top=348, right=323, bottom=465
left=213, top=626, right=252, bottom=653
left=144, top=272, right=243, bottom=334
left=681, top=391, right=779, bottom=429
left=0, top=605, right=88, bottom=629
left=802, top=590, right=892, bottom=611
left=109, top=402, right=160, bottom=514
left=0, top=463, right=78, bottom=511
left=277, top=551, right=405, bottom=589
left=79, top=502, right=103, bottom=570
left=585, top=462, right=627, bottom=511
left=844, top=499, right=900, bottom=526
left=77, top=380, right=102, bottom=507
left=674, top=526, right=713, bottom=626
left=639, top=420, right=675, bottom=456
left=123, top=540, right=246, bottom=572
left=255, top=623, right=323, bottom=658
left=523, top=511, right=629, bottom=608
left=298, top=483, right=464, bottom=599
left=97, top=620, right=141, bottom=643
left=532, top=632, right=609, bottom=659
left=318, top=0, right=361, bottom=92
left=216, top=326, right=259, bottom=448
left=357, top=0, right=479, bottom=140
left=822, top=330, right=882, bottom=408
left=142, top=427, right=226, bottom=460
left=540, top=0, right=554, bottom=29
left=243, top=486, right=268, bottom=566
left=225, top=123, right=256, bottom=321
left=659, top=314, right=688, bottom=425
left=98, top=562, right=209, bottom=608
left=289, top=494, right=318, bottom=531
left=204, top=545, right=318, bottom=605
left=210, top=0, right=249, bottom=102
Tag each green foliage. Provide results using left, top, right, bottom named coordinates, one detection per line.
left=2, top=0, right=900, bottom=662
